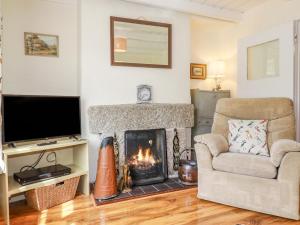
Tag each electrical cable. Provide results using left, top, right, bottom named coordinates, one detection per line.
left=20, top=151, right=57, bottom=172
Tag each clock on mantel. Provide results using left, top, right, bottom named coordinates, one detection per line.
left=137, top=85, right=152, bottom=104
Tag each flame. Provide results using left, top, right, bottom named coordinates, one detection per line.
left=137, top=147, right=144, bottom=161
left=144, top=148, right=156, bottom=164
left=130, top=145, right=157, bottom=167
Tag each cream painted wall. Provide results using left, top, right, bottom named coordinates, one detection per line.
left=237, top=22, right=294, bottom=98
left=236, top=0, right=299, bottom=98
left=239, top=0, right=300, bottom=38
left=190, top=17, right=238, bottom=96
left=80, top=0, right=191, bottom=181
left=2, top=0, right=79, bottom=96
left=191, top=0, right=300, bottom=99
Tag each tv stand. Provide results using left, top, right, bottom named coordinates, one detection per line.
left=0, top=139, right=90, bottom=225
left=37, top=140, right=58, bottom=146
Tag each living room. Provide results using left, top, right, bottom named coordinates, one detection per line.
left=0, top=0, right=300, bottom=224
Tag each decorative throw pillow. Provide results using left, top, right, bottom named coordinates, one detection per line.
left=228, top=119, right=269, bottom=156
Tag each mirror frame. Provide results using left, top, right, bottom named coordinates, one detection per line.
left=110, top=16, right=172, bottom=69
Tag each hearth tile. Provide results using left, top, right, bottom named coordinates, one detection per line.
left=154, top=183, right=169, bottom=191
left=164, top=178, right=177, bottom=184
left=130, top=187, right=144, bottom=196
left=166, top=182, right=184, bottom=189
left=140, top=185, right=158, bottom=194
left=94, top=180, right=196, bottom=206
left=115, top=192, right=131, bottom=199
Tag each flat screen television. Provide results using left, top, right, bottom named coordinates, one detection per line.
left=2, top=95, right=81, bottom=143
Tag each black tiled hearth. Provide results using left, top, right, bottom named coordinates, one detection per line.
left=94, top=178, right=196, bottom=206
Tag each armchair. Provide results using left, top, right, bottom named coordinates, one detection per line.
left=194, top=98, right=300, bottom=220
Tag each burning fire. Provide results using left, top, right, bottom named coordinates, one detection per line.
left=130, top=145, right=156, bottom=167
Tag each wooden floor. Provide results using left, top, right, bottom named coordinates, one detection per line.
left=2, top=188, right=300, bottom=225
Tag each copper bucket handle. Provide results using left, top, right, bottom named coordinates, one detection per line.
left=179, top=148, right=195, bottom=160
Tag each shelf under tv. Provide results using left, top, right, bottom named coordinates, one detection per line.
left=0, top=139, right=90, bottom=225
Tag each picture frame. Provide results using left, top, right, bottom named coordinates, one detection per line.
left=190, top=63, right=207, bottom=80
left=24, top=32, right=59, bottom=57
left=110, top=16, right=172, bottom=69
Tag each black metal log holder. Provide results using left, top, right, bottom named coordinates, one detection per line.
left=173, top=128, right=180, bottom=170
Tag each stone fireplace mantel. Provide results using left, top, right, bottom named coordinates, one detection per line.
left=88, top=103, right=194, bottom=133
left=88, top=103, right=194, bottom=177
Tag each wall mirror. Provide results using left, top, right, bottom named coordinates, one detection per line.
left=110, top=16, right=172, bottom=68
left=247, top=39, right=279, bottom=80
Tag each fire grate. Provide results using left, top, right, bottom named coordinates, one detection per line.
left=124, top=129, right=168, bottom=186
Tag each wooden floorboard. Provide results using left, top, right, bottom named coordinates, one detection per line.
left=2, top=188, right=300, bottom=225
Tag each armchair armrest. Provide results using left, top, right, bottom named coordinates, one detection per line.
left=270, top=139, right=300, bottom=167
left=278, top=152, right=300, bottom=184
left=194, top=133, right=228, bottom=157
left=194, top=143, right=213, bottom=170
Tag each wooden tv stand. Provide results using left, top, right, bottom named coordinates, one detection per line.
left=0, top=139, right=90, bottom=225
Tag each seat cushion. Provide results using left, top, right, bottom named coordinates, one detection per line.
left=212, top=152, right=277, bottom=179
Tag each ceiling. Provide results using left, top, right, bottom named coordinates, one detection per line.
left=190, top=0, right=269, bottom=14
left=122, top=0, right=271, bottom=22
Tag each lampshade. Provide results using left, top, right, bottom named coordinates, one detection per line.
left=208, top=61, right=225, bottom=78
left=114, top=37, right=127, bottom=53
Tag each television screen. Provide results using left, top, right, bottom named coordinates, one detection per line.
left=2, top=95, right=81, bottom=143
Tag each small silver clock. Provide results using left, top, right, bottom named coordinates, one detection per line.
left=137, top=85, right=152, bottom=103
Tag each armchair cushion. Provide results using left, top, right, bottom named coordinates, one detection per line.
left=228, top=119, right=269, bottom=156
left=194, top=134, right=228, bottom=157
left=270, top=139, right=300, bottom=167
left=212, top=152, right=277, bottom=179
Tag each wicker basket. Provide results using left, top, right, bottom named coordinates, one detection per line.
left=25, top=176, right=80, bottom=211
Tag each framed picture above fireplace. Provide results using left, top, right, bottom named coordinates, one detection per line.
left=110, top=16, right=172, bottom=68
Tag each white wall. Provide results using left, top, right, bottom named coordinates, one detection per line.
left=190, top=17, right=238, bottom=96
left=235, top=0, right=300, bottom=99
left=190, top=0, right=300, bottom=99
left=238, top=0, right=300, bottom=38
left=237, top=22, right=294, bottom=98
left=2, top=0, right=79, bottom=96
left=80, top=0, right=191, bottom=181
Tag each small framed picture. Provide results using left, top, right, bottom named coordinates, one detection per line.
left=190, top=63, right=207, bottom=80
left=24, top=32, right=59, bottom=57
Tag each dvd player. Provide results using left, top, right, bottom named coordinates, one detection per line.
left=14, top=164, right=71, bottom=186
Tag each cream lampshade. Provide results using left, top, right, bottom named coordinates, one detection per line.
left=114, top=37, right=127, bottom=53
left=208, top=61, right=225, bottom=91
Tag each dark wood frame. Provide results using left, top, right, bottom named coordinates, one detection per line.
left=190, top=63, right=207, bottom=80
left=110, top=16, right=172, bottom=69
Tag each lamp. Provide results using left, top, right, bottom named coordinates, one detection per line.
left=208, top=61, right=225, bottom=91
left=114, top=37, right=127, bottom=53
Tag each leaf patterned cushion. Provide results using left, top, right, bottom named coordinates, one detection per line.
left=228, top=119, right=269, bottom=156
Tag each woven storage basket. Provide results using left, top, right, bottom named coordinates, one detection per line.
left=25, top=176, right=80, bottom=211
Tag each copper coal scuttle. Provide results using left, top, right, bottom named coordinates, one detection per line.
left=178, top=148, right=198, bottom=185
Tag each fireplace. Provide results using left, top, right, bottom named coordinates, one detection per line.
left=124, top=129, right=168, bottom=186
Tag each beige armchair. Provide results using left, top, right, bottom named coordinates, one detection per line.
left=194, top=98, right=300, bottom=220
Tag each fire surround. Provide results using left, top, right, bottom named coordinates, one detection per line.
left=88, top=103, right=194, bottom=177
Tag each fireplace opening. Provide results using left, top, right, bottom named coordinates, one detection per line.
left=124, top=129, right=168, bottom=186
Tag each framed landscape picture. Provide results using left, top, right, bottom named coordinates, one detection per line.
left=24, top=32, right=59, bottom=57
left=190, top=63, right=207, bottom=80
